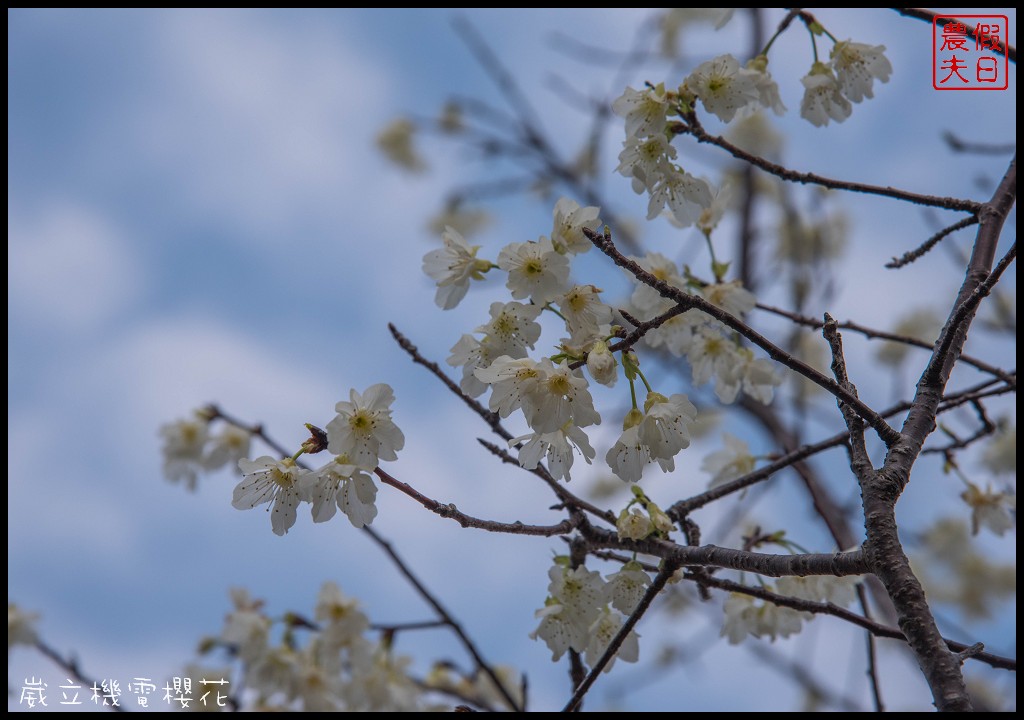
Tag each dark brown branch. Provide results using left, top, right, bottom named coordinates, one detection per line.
left=754, top=303, right=1016, bottom=387
left=561, top=564, right=678, bottom=713
left=894, top=8, right=1017, bottom=63
left=591, top=548, right=1016, bottom=672
left=860, top=156, right=1015, bottom=711
left=941, top=131, right=1018, bottom=156
left=584, top=226, right=902, bottom=446
left=361, top=526, right=524, bottom=713
left=374, top=466, right=577, bottom=537
left=886, top=215, right=980, bottom=269
left=34, top=638, right=131, bottom=712
left=822, top=314, right=874, bottom=482
left=676, top=113, right=984, bottom=214
left=476, top=438, right=617, bottom=525
left=389, top=323, right=513, bottom=443
left=578, top=518, right=868, bottom=578
left=928, top=241, right=1017, bottom=388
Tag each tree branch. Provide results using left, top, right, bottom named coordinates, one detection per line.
left=584, top=226, right=902, bottom=446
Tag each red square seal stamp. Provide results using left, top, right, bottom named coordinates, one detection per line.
left=933, top=15, right=1010, bottom=90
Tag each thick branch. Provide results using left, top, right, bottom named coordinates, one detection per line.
left=859, top=157, right=1016, bottom=712
left=579, top=520, right=867, bottom=578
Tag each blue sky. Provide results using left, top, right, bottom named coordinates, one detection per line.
left=8, top=8, right=1016, bottom=712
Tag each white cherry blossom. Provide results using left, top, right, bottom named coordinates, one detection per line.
left=830, top=40, right=892, bottom=102
left=800, top=63, right=852, bottom=127
left=702, top=432, right=756, bottom=489
left=612, top=84, right=671, bottom=139
left=234, top=456, right=305, bottom=536
left=551, top=197, right=601, bottom=254
left=302, top=456, right=378, bottom=528
left=326, top=384, right=404, bottom=470
left=497, top=236, right=571, bottom=305
left=422, top=225, right=492, bottom=310
left=686, top=54, right=761, bottom=122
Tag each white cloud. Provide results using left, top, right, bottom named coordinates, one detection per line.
left=8, top=200, right=143, bottom=334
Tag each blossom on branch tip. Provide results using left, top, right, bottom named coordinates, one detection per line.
left=961, top=482, right=1016, bottom=537
left=830, top=40, right=892, bottom=103
left=8, top=603, right=39, bottom=649
left=648, top=170, right=714, bottom=228
left=744, top=55, right=786, bottom=116
left=701, top=280, right=756, bottom=318
left=586, top=606, right=640, bottom=672
left=234, top=456, right=305, bottom=536
left=376, top=118, right=425, bottom=172
left=474, top=301, right=543, bottom=357
left=222, top=588, right=270, bottom=663
left=315, top=582, right=370, bottom=653
left=799, top=63, right=852, bottom=127
left=616, top=134, right=678, bottom=194
left=720, top=591, right=805, bottom=644
left=551, top=197, right=601, bottom=255
left=422, top=226, right=492, bottom=310
left=159, top=412, right=210, bottom=490
left=524, top=359, right=601, bottom=434
left=325, top=384, right=404, bottom=470
left=606, top=562, right=652, bottom=614
left=638, top=391, right=698, bottom=466
left=616, top=506, right=655, bottom=541
left=612, top=84, right=671, bottom=140
left=558, top=284, right=614, bottom=344
left=203, top=424, right=252, bottom=473
left=606, top=393, right=697, bottom=483
left=586, top=339, right=618, bottom=387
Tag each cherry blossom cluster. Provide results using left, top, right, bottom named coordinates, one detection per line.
left=622, top=252, right=781, bottom=405
left=800, top=40, right=892, bottom=127
left=530, top=558, right=651, bottom=671
left=721, top=573, right=859, bottom=644
left=423, top=196, right=781, bottom=487
left=232, top=384, right=403, bottom=536
left=611, top=29, right=893, bottom=225
left=190, top=583, right=521, bottom=711
left=159, top=409, right=252, bottom=490
left=160, top=386, right=403, bottom=537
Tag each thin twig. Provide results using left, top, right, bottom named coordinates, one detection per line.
left=33, top=638, right=131, bottom=712
left=584, top=226, right=902, bottom=446
left=754, top=303, right=1015, bottom=386
left=375, top=466, right=578, bottom=537
left=561, top=564, right=678, bottom=712
left=677, top=112, right=984, bottom=214
left=894, top=8, right=1017, bottom=63
left=361, top=526, right=524, bottom=713
left=858, top=584, right=886, bottom=713
left=886, top=215, right=980, bottom=269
